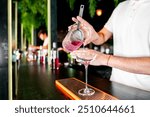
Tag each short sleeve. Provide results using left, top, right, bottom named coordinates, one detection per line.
left=104, top=3, right=122, bottom=33
left=104, top=14, right=113, bottom=33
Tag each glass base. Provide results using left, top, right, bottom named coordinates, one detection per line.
left=78, top=88, right=95, bottom=96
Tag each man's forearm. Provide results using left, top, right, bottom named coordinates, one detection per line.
left=108, top=55, right=150, bottom=75
left=92, top=27, right=113, bottom=45
left=92, top=32, right=106, bottom=45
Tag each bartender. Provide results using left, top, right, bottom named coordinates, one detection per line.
left=29, top=29, right=48, bottom=54
left=71, top=0, right=150, bottom=91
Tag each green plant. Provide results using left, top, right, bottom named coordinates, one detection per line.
left=66, top=0, right=120, bottom=18
left=114, top=0, right=119, bottom=7
left=67, top=0, right=76, bottom=10
left=18, top=0, right=47, bottom=43
left=19, top=0, right=120, bottom=43
left=89, top=0, right=97, bottom=18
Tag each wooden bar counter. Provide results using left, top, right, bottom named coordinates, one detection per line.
left=17, top=61, right=150, bottom=100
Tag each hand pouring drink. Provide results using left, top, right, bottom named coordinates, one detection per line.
left=62, top=5, right=84, bottom=52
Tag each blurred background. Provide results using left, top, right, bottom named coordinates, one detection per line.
left=0, top=0, right=125, bottom=100
left=15, top=0, right=119, bottom=49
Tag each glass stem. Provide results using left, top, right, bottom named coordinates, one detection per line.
left=84, top=64, right=88, bottom=89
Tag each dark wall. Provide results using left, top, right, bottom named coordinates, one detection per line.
left=0, top=0, right=8, bottom=99
left=57, top=0, right=115, bottom=31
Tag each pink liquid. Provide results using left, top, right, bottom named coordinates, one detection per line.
left=63, top=40, right=83, bottom=52
left=55, top=58, right=60, bottom=69
left=40, top=56, right=44, bottom=63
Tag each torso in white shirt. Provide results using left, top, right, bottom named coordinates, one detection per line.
left=104, top=0, right=150, bottom=91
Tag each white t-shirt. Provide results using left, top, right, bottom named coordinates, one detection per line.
left=43, top=37, right=48, bottom=46
left=104, top=0, right=150, bottom=91
left=42, top=37, right=48, bottom=55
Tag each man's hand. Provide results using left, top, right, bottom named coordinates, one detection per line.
left=71, top=16, right=100, bottom=46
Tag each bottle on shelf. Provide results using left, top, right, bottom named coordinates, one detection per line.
left=27, top=47, right=33, bottom=61
left=51, top=42, right=57, bottom=69
left=37, top=50, right=40, bottom=64
left=55, top=49, right=60, bottom=69
left=40, top=46, right=45, bottom=64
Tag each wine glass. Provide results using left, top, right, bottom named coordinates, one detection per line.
left=75, top=49, right=96, bottom=96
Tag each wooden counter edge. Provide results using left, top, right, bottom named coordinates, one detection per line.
left=55, top=80, right=81, bottom=100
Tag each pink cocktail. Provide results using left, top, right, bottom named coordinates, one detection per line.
left=63, top=40, right=83, bottom=52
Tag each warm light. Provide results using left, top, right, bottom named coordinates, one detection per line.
left=96, top=9, right=102, bottom=16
